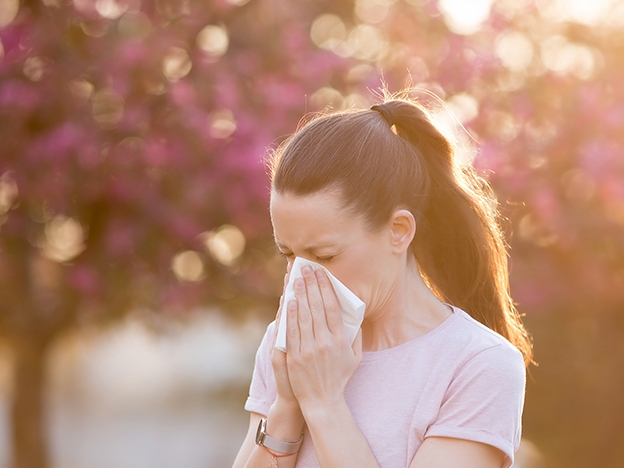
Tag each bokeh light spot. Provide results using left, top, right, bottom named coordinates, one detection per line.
left=202, top=225, right=246, bottom=266
left=355, top=0, right=397, bottom=24
left=39, top=215, right=87, bottom=263
left=162, top=47, right=192, bottom=82
left=172, top=250, right=205, bottom=282
left=536, top=0, right=614, bottom=26
left=487, top=111, right=519, bottom=142
left=23, top=57, right=47, bottom=81
left=345, top=93, right=370, bottom=109
left=0, top=172, right=18, bottom=215
left=438, top=0, right=494, bottom=35
left=197, top=25, right=229, bottom=58
left=81, top=22, right=109, bottom=38
left=495, top=0, right=533, bottom=18
left=74, top=0, right=96, bottom=15
left=96, top=0, right=126, bottom=19
left=92, top=89, right=125, bottom=129
left=144, top=75, right=166, bottom=95
left=446, top=92, right=479, bottom=124
left=496, top=31, right=534, bottom=72
left=69, top=80, right=94, bottom=101
left=346, top=63, right=377, bottom=83
left=310, top=87, right=345, bottom=110
left=0, top=0, right=19, bottom=29
left=209, top=109, right=237, bottom=139
left=310, top=14, right=346, bottom=51
left=541, top=36, right=598, bottom=80
left=347, top=24, right=387, bottom=61
left=118, top=11, right=152, bottom=40
left=609, top=3, right=624, bottom=28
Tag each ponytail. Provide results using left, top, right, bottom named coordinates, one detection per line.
left=270, top=99, right=533, bottom=365
left=374, top=101, right=532, bottom=364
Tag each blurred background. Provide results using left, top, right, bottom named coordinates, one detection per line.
left=0, top=0, right=623, bottom=467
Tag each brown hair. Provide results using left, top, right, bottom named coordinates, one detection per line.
left=268, top=99, right=533, bottom=365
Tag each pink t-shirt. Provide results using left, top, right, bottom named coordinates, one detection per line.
left=244, top=306, right=526, bottom=468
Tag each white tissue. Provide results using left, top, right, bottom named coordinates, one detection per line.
left=275, top=257, right=366, bottom=352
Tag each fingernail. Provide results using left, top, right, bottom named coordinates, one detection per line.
left=302, top=266, right=312, bottom=277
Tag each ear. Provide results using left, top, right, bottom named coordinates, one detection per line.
left=389, top=209, right=416, bottom=254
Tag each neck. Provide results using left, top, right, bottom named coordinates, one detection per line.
left=360, top=260, right=452, bottom=352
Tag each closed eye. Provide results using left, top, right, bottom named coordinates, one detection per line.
left=315, top=256, right=334, bottom=263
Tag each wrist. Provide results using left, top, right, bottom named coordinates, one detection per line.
left=266, top=397, right=305, bottom=442
left=300, top=397, right=348, bottom=428
left=272, top=395, right=301, bottom=414
left=256, top=417, right=303, bottom=456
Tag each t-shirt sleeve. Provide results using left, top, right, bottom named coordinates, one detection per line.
left=424, top=343, right=526, bottom=468
left=244, top=321, right=276, bottom=417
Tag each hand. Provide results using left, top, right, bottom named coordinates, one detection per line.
left=285, top=266, right=362, bottom=412
left=270, top=262, right=298, bottom=406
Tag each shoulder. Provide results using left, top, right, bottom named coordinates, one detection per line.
left=447, top=307, right=524, bottom=366
left=441, top=307, right=526, bottom=400
left=426, top=306, right=526, bottom=394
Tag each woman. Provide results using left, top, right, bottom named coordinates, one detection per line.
left=232, top=99, right=532, bottom=468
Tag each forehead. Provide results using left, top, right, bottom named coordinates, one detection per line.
left=270, top=190, right=363, bottom=248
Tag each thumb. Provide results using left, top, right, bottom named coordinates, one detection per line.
left=352, top=328, right=363, bottom=359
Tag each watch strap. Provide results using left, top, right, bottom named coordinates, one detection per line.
left=255, top=418, right=303, bottom=455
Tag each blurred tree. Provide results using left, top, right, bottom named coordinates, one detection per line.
left=0, top=0, right=350, bottom=466
left=1, top=0, right=624, bottom=468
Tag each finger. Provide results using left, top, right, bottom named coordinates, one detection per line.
left=315, top=269, right=345, bottom=337
left=286, top=298, right=300, bottom=353
left=294, top=277, right=314, bottom=349
left=272, top=267, right=291, bottom=350
left=271, top=294, right=284, bottom=350
left=302, top=266, right=330, bottom=339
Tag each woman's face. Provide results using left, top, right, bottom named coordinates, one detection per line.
left=270, top=189, right=401, bottom=314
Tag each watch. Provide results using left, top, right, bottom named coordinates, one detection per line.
left=255, top=418, right=303, bottom=455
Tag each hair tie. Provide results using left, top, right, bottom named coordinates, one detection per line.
left=371, top=104, right=395, bottom=127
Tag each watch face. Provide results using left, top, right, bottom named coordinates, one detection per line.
left=255, top=418, right=265, bottom=445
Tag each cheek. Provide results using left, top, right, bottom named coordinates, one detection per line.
left=331, top=256, right=381, bottom=303
left=324, top=260, right=363, bottom=297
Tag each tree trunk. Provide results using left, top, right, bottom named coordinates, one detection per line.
left=10, top=336, right=50, bottom=468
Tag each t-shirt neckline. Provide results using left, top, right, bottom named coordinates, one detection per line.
left=360, top=305, right=460, bottom=362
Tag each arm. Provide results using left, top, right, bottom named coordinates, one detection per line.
left=409, top=437, right=505, bottom=468
left=301, top=398, right=380, bottom=468
left=232, top=400, right=304, bottom=468
left=285, top=267, right=380, bottom=467
left=233, top=266, right=306, bottom=468
left=411, top=340, right=526, bottom=468
left=231, top=412, right=262, bottom=468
